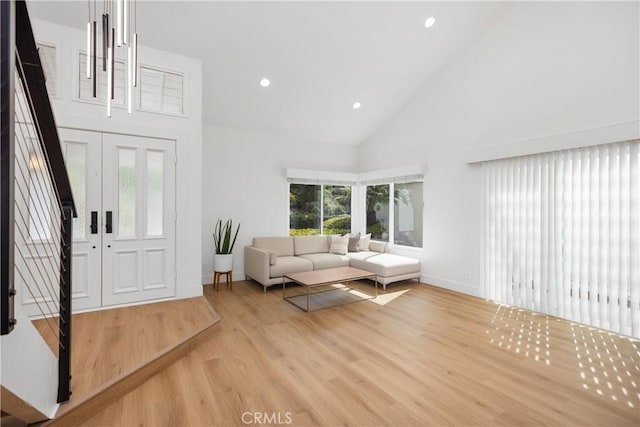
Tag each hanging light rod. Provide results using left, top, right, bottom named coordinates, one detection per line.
left=107, top=43, right=112, bottom=117
left=85, top=0, right=138, bottom=116
left=123, top=0, right=129, bottom=45
left=116, top=0, right=123, bottom=46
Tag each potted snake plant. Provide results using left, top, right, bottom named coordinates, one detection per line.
left=213, top=218, right=240, bottom=272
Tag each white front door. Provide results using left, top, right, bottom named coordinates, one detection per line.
left=101, top=133, right=176, bottom=306
left=55, top=129, right=176, bottom=311
left=59, top=129, right=102, bottom=310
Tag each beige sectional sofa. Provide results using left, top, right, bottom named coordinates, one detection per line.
left=244, top=235, right=421, bottom=292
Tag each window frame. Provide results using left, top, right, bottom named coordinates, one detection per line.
left=137, top=63, right=188, bottom=118
left=364, top=180, right=424, bottom=249
left=288, top=182, right=353, bottom=236
left=72, top=49, right=127, bottom=109
left=36, top=40, right=60, bottom=99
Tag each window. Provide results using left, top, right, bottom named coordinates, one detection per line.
left=139, top=66, right=184, bottom=115
left=78, top=52, right=126, bottom=106
left=323, top=185, right=351, bottom=234
left=394, top=182, right=423, bottom=247
left=289, top=184, right=351, bottom=236
left=482, top=141, right=640, bottom=338
left=366, top=184, right=389, bottom=241
left=37, top=43, right=56, bottom=97
left=366, top=181, right=423, bottom=247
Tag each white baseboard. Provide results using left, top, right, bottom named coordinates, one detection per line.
left=420, top=274, right=479, bottom=297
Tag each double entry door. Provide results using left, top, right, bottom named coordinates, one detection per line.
left=59, top=129, right=176, bottom=310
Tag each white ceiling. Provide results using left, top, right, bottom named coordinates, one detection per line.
left=27, top=1, right=508, bottom=145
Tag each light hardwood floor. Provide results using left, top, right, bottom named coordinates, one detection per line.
left=79, top=281, right=639, bottom=426
left=34, top=297, right=218, bottom=403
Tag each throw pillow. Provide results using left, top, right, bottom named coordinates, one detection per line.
left=359, top=233, right=371, bottom=251
left=369, top=240, right=387, bottom=253
left=347, top=233, right=361, bottom=252
left=329, top=235, right=349, bottom=255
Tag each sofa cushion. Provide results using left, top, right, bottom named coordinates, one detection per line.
left=345, top=251, right=379, bottom=262
left=270, top=256, right=313, bottom=278
left=253, top=237, right=294, bottom=257
left=299, top=253, right=350, bottom=270
left=351, top=253, right=420, bottom=277
left=329, top=235, right=349, bottom=255
left=293, top=235, right=329, bottom=255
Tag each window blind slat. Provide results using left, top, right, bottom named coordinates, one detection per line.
left=139, top=66, right=184, bottom=115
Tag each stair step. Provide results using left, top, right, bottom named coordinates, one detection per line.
left=43, top=303, right=220, bottom=427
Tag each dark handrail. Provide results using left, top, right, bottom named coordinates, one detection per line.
left=15, top=0, right=76, bottom=215
left=13, top=0, right=76, bottom=403
left=1, top=0, right=17, bottom=336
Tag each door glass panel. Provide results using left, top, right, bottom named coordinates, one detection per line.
left=146, top=150, right=164, bottom=236
left=28, top=151, right=52, bottom=241
left=65, top=143, right=87, bottom=239
left=118, top=148, right=136, bottom=237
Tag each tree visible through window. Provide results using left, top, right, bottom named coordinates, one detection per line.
left=366, top=182, right=423, bottom=247
left=366, top=184, right=389, bottom=241
left=289, top=184, right=321, bottom=235
left=289, top=184, right=351, bottom=236
left=323, top=185, right=351, bottom=235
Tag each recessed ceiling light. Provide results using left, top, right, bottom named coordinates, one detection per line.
left=259, top=78, right=271, bottom=87
left=424, top=17, right=436, bottom=28
left=352, top=102, right=361, bottom=109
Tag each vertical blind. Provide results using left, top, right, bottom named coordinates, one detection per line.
left=482, top=140, right=639, bottom=338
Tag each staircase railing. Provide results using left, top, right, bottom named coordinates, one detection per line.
left=1, top=0, right=76, bottom=403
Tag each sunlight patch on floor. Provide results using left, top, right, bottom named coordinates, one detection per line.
left=571, top=323, right=640, bottom=409
left=486, top=304, right=551, bottom=365
left=370, top=289, right=410, bottom=306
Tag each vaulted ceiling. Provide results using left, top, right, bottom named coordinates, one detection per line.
left=27, top=1, right=508, bottom=145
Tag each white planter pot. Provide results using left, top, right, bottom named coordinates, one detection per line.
left=213, top=254, right=233, bottom=272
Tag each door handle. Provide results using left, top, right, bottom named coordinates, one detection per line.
left=105, top=211, right=113, bottom=234
left=90, top=211, right=98, bottom=234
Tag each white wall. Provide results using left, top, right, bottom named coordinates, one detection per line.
left=31, top=19, right=204, bottom=301
left=358, top=2, right=640, bottom=296
left=0, top=303, right=59, bottom=420
left=201, top=124, right=359, bottom=284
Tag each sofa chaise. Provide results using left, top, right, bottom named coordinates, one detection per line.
left=244, top=235, right=421, bottom=292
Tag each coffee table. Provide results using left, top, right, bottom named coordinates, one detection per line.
left=283, top=266, right=377, bottom=312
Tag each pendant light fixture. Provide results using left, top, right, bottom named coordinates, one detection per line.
left=102, top=2, right=108, bottom=72
left=85, top=0, right=138, bottom=117
left=116, top=0, right=123, bottom=47
left=85, top=0, right=96, bottom=98
left=132, top=0, right=138, bottom=89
